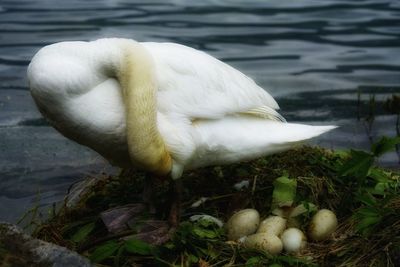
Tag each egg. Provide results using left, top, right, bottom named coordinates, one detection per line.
left=257, top=216, right=287, bottom=236
left=281, top=228, right=307, bottom=253
left=226, top=209, right=260, bottom=241
left=308, top=209, right=338, bottom=241
left=243, top=233, right=283, bottom=255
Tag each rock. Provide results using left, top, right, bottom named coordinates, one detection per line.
left=0, top=222, right=93, bottom=267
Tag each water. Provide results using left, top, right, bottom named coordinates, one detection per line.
left=0, top=0, right=399, bottom=223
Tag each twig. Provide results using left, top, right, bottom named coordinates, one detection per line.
left=251, top=175, right=258, bottom=195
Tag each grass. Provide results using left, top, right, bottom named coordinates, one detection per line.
left=27, top=137, right=400, bottom=267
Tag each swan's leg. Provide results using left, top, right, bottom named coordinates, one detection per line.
left=101, top=174, right=182, bottom=244
left=168, top=179, right=183, bottom=229
left=142, top=174, right=156, bottom=214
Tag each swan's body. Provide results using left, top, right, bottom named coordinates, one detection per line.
left=28, top=38, right=335, bottom=179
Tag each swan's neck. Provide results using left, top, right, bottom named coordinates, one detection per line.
left=116, top=40, right=172, bottom=175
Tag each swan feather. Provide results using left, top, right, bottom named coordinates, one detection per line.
left=27, top=38, right=336, bottom=180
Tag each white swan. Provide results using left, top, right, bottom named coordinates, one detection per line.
left=27, top=38, right=335, bottom=180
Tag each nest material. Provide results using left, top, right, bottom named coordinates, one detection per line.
left=30, top=146, right=400, bottom=267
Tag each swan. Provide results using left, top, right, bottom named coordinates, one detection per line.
left=27, top=38, right=335, bottom=231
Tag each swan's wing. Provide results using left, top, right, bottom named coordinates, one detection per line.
left=142, top=42, right=282, bottom=121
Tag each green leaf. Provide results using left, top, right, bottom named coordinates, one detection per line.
left=245, top=256, right=263, bottom=265
left=356, top=207, right=379, bottom=217
left=197, top=218, right=213, bottom=228
left=373, top=182, right=390, bottom=195
left=354, top=204, right=383, bottom=235
left=356, top=215, right=381, bottom=234
left=371, top=136, right=400, bottom=157
left=356, top=192, right=377, bottom=206
left=290, top=202, right=317, bottom=218
left=368, top=168, right=391, bottom=183
left=124, top=238, right=153, bottom=255
left=272, top=175, right=297, bottom=209
left=192, top=226, right=218, bottom=239
left=89, top=241, right=120, bottom=263
left=71, top=222, right=95, bottom=243
left=113, top=244, right=125, bottom=267
left=338, top=150, right=374, bottom=180
left=186, top=253, right=198, bottom=263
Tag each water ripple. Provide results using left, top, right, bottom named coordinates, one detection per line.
left=0, top=0, right=399, bottom=222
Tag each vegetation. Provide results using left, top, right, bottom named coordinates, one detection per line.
left=20, top=134, right=398, bottom=267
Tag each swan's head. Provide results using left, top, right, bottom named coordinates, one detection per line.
left=153, top=151, right=173, bottom=176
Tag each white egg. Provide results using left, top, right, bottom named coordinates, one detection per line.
left=243, top=233, right=283, bottom=255
left=226, top=209, right=260, bottom=241
left=257, top=216, right=287, bottom=236
left=308, top=209, right=338, bottom=241
left=281, top=228, right=307, bottom=253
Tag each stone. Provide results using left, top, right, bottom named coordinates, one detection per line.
left=0, top=222, right=93, bottom=267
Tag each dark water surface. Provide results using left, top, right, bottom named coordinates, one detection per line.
left=0, top=0, right=399, bottom=223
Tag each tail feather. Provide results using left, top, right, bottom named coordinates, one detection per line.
left=188, top=116, right=337, bottom=169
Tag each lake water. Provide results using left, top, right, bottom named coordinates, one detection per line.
left=0, top=0, right=399, bottom=223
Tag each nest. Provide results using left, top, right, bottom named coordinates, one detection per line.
left=27, top=146, right=399, bottom=267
